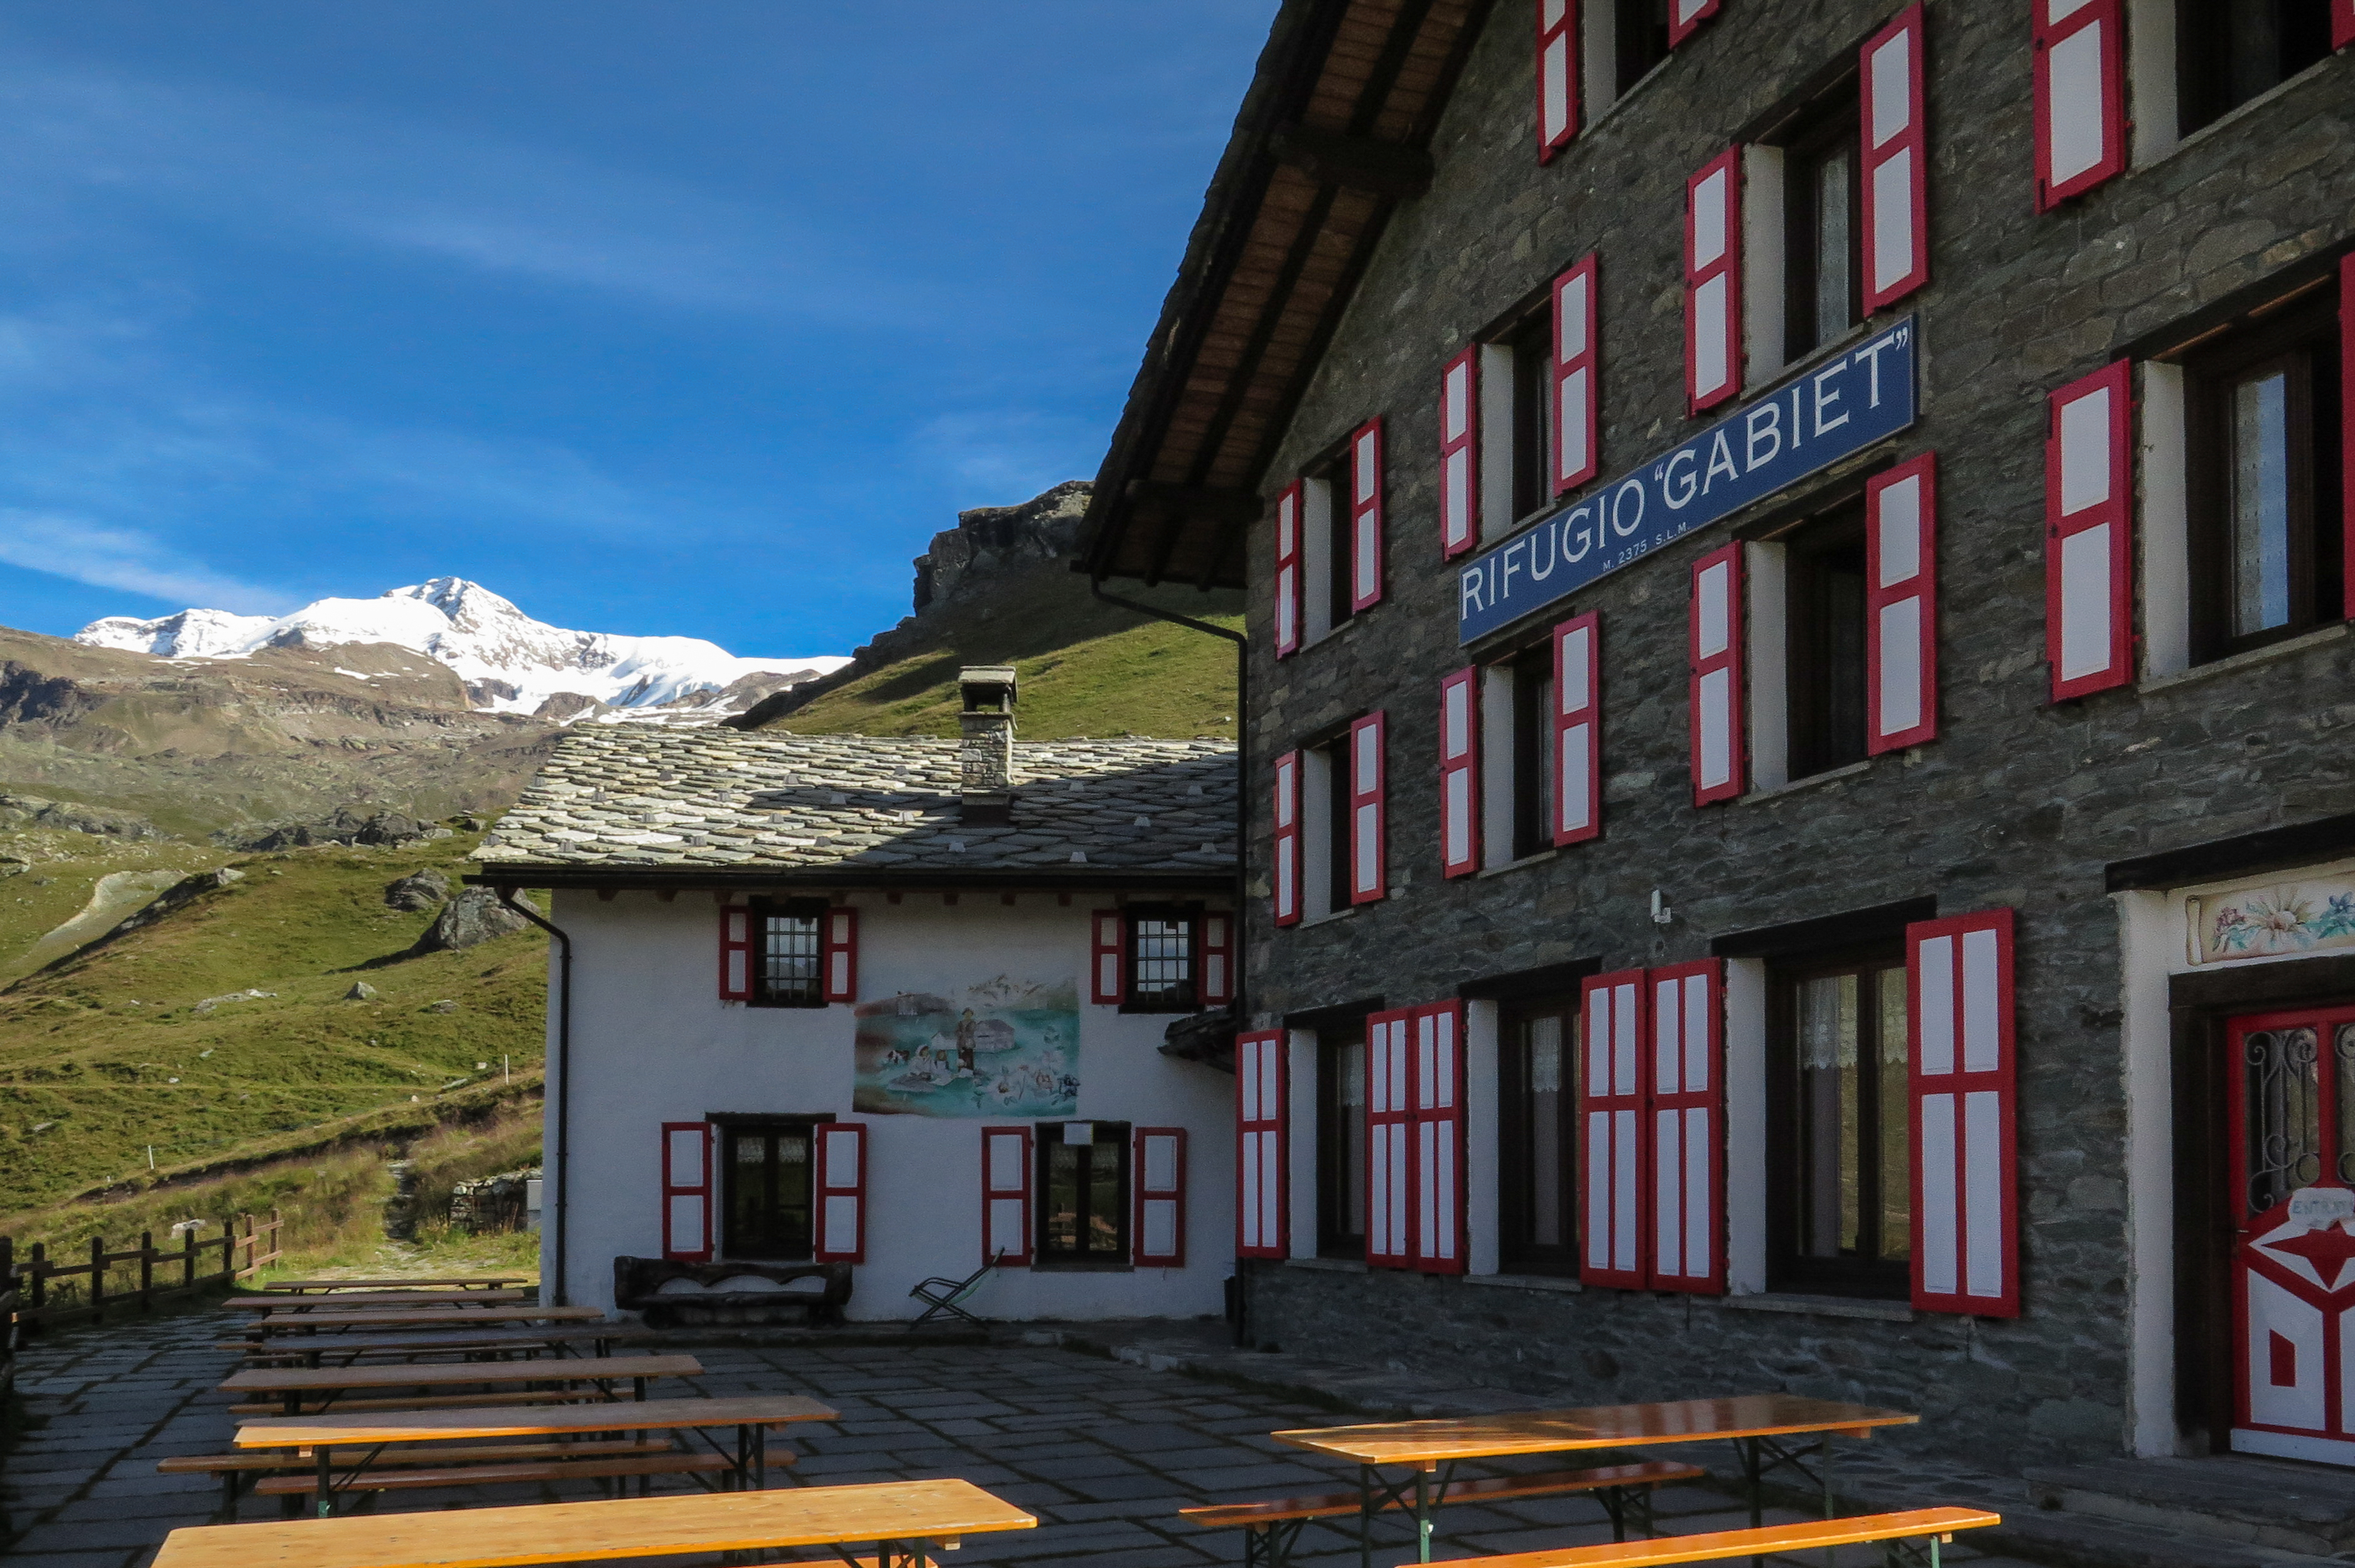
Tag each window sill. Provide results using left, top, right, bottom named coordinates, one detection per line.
left=1477, top=849, right=1558, bottom=880
left=2130, top=57, right=2337, bottom=178
left=1298, top=905, right=1357, bottom=930
left=1464, top=1271, right=1583, bottom=1294
left=1742, top=319, right=1877, bottom=406
left=1302, top=616, right=1365, bottom=654
left=1574, top=55, right=1675, bottom=141
left=1030, top=1259, right=1134, bottom=1274
left=1286, top=1255, right=1367, bottom=1274
left=1713, top=1291, right=1914, bottom=1323
left=1742, top=758, right=1873, bottom=804
left=2140, top=621, right=2349, bottom=695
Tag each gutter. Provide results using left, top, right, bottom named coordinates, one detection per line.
left=495, top=887, right=574, bottom=1308
left=1087, top=574, right=1249, bottom=1029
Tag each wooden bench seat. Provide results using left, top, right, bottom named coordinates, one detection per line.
left=161, top=1439, right=685, bottom=1475
left=1182, top=1461, right=1703, bottom=1530
left=1424, top=1506, right=2002, bottom=1566
left=226, top=1389, right=592, bottom=1417
left=249, top=1451, right=736, bottom=1498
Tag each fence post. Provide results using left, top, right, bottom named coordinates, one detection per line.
left=88, top=1234, right=105, bottom=1322
left=219, top=1221, right=234, bottom=1285
left=139, top=1230, right=154, bottom=1313
left=182, top=1225, right=198, bottom=1291
left=27, top=1242, right=43, bottom=1311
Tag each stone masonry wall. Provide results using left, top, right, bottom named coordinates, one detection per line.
left=1238, top=0, right=2355, bottom=1473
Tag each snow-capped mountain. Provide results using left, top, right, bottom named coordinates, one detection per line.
left=75, top=578, right=848, bottom=722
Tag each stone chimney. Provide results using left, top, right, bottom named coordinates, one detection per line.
left=957, top=665, right=1018, bottom=824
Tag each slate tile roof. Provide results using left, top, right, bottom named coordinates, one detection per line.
left=473, top=728, right=1238, bottom=877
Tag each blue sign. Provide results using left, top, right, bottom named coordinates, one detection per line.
left=1457, top=316, right=1916, bottom=644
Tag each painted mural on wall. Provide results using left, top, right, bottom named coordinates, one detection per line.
left=853, top=975, right=1079, bottom=1117
left=2189, top=873, right=2355, bottom=964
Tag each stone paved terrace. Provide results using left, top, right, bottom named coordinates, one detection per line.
left=6, top=1308, right=2052, bottom=1567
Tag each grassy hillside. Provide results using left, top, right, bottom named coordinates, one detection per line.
left=773, top=562, right=1242, bottom=741
left=0, top=825, right=548, bottom=1218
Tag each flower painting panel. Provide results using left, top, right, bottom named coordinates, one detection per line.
left=2191, top=875, right=2355, bottom=965
left=853, top=975, right=1080, bottom=1117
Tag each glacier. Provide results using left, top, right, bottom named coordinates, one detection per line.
left=75, top=577, right=848, bottom=722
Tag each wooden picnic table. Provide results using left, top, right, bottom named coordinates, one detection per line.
left=1271, top=1394, right=1917, bottom=1567
left=219, top=1352, right=702, bottom=1418
left=262, top=1276, right=527, bottom=1292
left=234, top=1393, right=836, bottom=1517
left=230, top=1289, right=534, bottom=1312
left=149, top=1476, right=1033, bottom=1568
left=242, top=1306, right=608, bottom=1336
left=230, top=1324, right=624, bottom=1367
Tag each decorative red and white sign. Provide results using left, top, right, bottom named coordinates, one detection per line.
left=2236, top=1185, right=2355, bottom=1464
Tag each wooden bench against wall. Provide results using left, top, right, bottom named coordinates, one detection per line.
left=1424, top=1506, right=2002, bottom=1566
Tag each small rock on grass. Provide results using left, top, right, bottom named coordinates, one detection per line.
left=345, top=981, right=378, bottom=1001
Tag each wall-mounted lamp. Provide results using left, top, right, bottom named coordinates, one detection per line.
left=1650, top=889, right=1674, bottom=926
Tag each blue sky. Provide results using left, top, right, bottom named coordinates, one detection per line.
left=0, top=3, right=1275, bottom=656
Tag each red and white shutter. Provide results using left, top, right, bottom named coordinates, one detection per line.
left=1440, top=348, right=1479, bottom=558
left=821, top=906, right=858, bottom=1003
left=2342, top=255, right=2354, bottom=620
left=1411, top=1002, right=1467, bottom=1274
left=1090, top=910, right=1126, bottom=1004
left=1365, top=1008, right=1415, bottom=1268
left=660, top=1121, right=713, bottom=1262
left=1667, top=0, right=1721, bottom=47
left=2045, top=361, right=2134, bottom=701
left=1133, top=1127, right=1186, bottom=1267
left=718, top=905, right=753, bottom=1002
left=2033, top=0, right=2125, bottom=211
left=1908, top=909, right=2020, bottom=1317
left=1536, top=0, right=1579, bottom=162
left=1347, top=711, right=1387, bottom=905
left=1236, top=1029, right=1288, bottom=1260
left=1273, top=750, right=1303, bottom=927
left=1551, top=611, right=1602, bottom=846
left=1274, top=481, right=1303, bottom=658
left=1647, top=961, right=1725, bottom=1293
left=812, top=1122, right=866, bottom=1264
left=1859, top=4, right=1928, bottom=313
left=1439, top=669, right=1480, bottom=878
left=981, top=1125, right=1033, bottom=1266
left=1200, top=912, right=1235, bottom=1006
left=1579, top=971, right=1647, bottom=1289
left=1349, top=417, right=1386, bottom=611
left=2336, top=0, right=2354, bottom=51
left=1684, top=150, right=1742, bottom=414
left=1688, top=542, right=1746, bottom=805
left=1552, top=254, right=1601, bottom=494
left=1866, top=454, right=1939, bottom=753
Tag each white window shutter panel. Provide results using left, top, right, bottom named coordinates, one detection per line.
left=718, top=906, right=753, bottom=1002
left=1349, top=418, right=1386, bottom=610
left=1867, top=453, right=1939, bottom=752
left=1535, top=0, right=1579, bottom=161
left=1908, top=909, right=2020, bottom=1317
left=1200, top=912, right=1234, bottom=1006
left=1272, top=750, right=1303, bottom=926
left=1578, top=971, right=1647, bottom=1288
left=1133, top=1127, right=1186, bottom=1267
left=1235, top=1030, right=1288, bottom=1259
left=1551, top=612, right=1602, bottom=844
left=1667, top=0, right=1722, bottom=47
left=1274, top=481, right=1303, bottom=658
left=1411, top=1002, right=1467, bottom=1274
left=660, top=1121, right=713, bottom=1262
left=2034, top=0, right=2125, bottom=210
left=1552, top=254, right=1601, bottom=493
left=2044, top=362, right=2134, bottom=701
left=1859, top=4, right=1928, bottom=312
left=1089, top=910, right=1126, bottom=1005
left=1688, top=543, right=1746, bottom=803
left=821, top=906, right=858, bottom=1003
left=981, top=1125, right=1033, bottom=1266
left=1438, top=669, right=1481, bottom=878
left=1439, top=348, right=1479, bottom=558
left=1646, top=961, right=1725, bottom=1293
left=1365, top=1009, right=1415, bottom=1267
left=812, top=1122, right=866, bottom=1264
left=1347, top=711, right=1387, bottom=904
left=1684, top=151, right=1742, bottom=413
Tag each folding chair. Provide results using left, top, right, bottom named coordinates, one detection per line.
left=908, top=1252, right=1002, bottom=1328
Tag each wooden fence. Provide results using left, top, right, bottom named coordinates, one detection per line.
left=0, top=1211, right=282, bottom=1396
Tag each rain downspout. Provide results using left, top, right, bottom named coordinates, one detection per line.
left=498, top=888, right=573, bottom=1307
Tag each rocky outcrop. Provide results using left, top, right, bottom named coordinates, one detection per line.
left=384, top=867, right=453, bottom=911
left=409, top=887, right=537, bottom=954
left=0, top=793, right=158, bottom=839
left=222, top=808, right=450, bottom=852
left=17, top=867, right=247, bottom=984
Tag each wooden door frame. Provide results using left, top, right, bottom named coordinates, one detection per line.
left=2172, top=955, right=2355, bottom=1453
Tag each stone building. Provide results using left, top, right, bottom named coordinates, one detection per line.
left=470, top=669, right=1241, bottom=1321
left=1080, top=0, right=2355, bottom=1493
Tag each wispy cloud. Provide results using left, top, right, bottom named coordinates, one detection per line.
left=0, top=510, right=290, bottom=613
left=909, top=410, right=1102, bottom=509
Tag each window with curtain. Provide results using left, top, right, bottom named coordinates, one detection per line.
left=1768, top=950, right=1910, bottom=1297
left=1499, top=997, right=1579, bottom=1275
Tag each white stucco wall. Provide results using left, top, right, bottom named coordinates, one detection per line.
left=538, top=888, right=1236, bottom=1323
